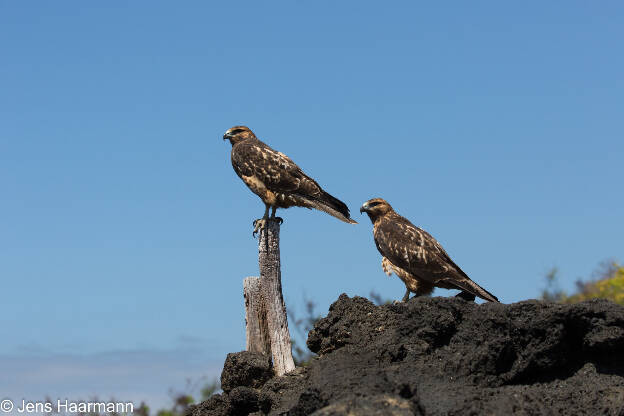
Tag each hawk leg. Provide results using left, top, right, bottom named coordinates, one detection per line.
left=252, top=205, right=270, bottom=237
left=270, top=206, right=283, bottom=225
left=402, top=285, right=433, bottom=303
left=403, top=280, right=434, bottom=302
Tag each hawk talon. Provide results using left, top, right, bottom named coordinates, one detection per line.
left=252, top=218, right=268, bottom=238
left=272, top=216, right=283, bottom=225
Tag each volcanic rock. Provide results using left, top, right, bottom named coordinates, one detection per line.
left=189, top=294, right=624, bottom=415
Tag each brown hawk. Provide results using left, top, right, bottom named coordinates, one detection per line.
left=223, top=126, right=357, bottom=235
left=360, top=198, right=499, bottom=303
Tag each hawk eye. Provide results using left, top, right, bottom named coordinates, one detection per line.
left=232, top=128, right=244, bottom=134
left=369, top=201, right=380, bottom=208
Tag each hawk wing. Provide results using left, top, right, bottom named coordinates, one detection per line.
left=374, top=214, right=498, bottom=302
left=374, top=215, right=455, bottom=280
left=231, top=140, right=355, bottom=223
left=231, top=140, right=318, bottom=195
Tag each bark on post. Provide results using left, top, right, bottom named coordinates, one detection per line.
left=243, top=277, right=270, bottom=355
left=243, top=221, right=296, bottom=376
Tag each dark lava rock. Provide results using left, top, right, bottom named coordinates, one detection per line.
left=187, top=393, right=230, bottom=416
left=311, top=394, right=419, bottom=416
left=192, top=294, right=624, bottom=415
left=220, top=351, right=273, bottom=393
left=228, top=386, right=259, bottom=415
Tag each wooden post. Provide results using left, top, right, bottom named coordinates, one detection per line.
left=243, top=276, right=270, bottom=354
left=243, top=221, right=296, bottom=376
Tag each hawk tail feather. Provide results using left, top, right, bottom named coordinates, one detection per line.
left=448, top=278, right=499, bottom=303
left=306, top=191, right=357, bottom=224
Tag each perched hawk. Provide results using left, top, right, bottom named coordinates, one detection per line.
left=223, top=126, right=357, bottom=235
left=360, top=198, right=499, bottom=303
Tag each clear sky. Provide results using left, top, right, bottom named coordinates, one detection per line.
left=1, top=0, right=622, bottom=409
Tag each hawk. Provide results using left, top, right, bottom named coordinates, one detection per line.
left=360, top=198, right=499, bottom=303
left=223, top=126, right=357, bottom=235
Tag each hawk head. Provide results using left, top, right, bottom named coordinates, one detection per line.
left=223, top=126, right=257, bottom=145
left=360, top=198, right=393, bottom=221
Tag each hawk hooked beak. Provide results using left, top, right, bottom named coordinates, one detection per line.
left=360, top=203, right=369, bottom=214
left=223, top=131, right=232, bottom=141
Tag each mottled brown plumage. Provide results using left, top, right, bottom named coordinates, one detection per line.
left=223, top=126, right=357, bottom=234
left=361, top=198, right=499, bottom=303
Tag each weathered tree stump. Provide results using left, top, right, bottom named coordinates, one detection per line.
left=243, top=221, right=296, bottom=376
left=243, top=277, right=270, bottom=355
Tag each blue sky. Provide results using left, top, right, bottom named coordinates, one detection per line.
left=1, top=0, right=622, bottom=409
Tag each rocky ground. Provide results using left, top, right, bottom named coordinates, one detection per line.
left=189, top=294, right=624, bottom=415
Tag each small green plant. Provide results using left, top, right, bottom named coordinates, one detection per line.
left=541, top=260, right=623, bottom=305
left=565, top=263, right=624, bottom=304
left=540, top=267, right=566, bottom=302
